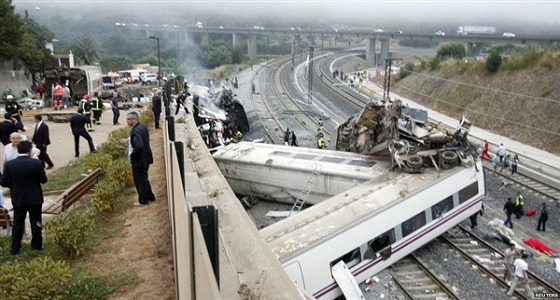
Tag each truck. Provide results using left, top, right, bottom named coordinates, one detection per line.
left=119, top=69, right=148, bottom=84
left=43, top=65, right=103, bottom=106
left=457, top=26, right=496, bottom=35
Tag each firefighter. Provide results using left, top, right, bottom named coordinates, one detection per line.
left=90, top=92, right=103, bottom=125
left=316, top=132, right=326, bottom=149
left=5, top=95, right=25, bottom=132
left=79, top=95, right=94, bottom=131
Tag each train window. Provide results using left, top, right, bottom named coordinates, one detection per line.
left=364, top=229, right=395, bottom=260
left=329, top=247, right=361, bottom=271
left=319, top=156, right=345, bottom=163
left=431, top=196, right=454, bottom=219
left=401, top=211, right=427, bottom=238
left=458, top=182, right=479, bottom=204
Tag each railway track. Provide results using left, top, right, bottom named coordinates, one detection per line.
left=482, top=163, right=560, bottom=202
left=441, top=225, right=560, bottom=300
left=390, top=254, right=461, bottom=300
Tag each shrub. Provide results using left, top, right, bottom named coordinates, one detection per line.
left=108, top=127, right=131, bottom=140
left=96, top=136, right=128, bottom=160
left=0, top=257, right=72, bottom=300
left=83, top=152, right=113, bottom=172
left=107, top=158, right=133, bottom=187
left=91, top=180, right=121, bottom=212
left=398, top=63, right=415, bottom=80
left=486, top=49, right=502, bottom=72
left=429, top=57, right=440, bottom=70
left=43, top=211, right=95, bottom=257
left=139, top=109, right=154, bottom=127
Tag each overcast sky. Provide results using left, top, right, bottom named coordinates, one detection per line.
left=12, top=1, right=560, bottom=32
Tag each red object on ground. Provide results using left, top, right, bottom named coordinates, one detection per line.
left=526, top=208, right=536, bottom=216
left=523, top=238, right=558, bottom=254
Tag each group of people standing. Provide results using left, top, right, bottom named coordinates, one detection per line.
left=480, top=140, right=520, bottom=176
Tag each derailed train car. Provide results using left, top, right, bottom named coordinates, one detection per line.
left=44, top=65, right=103, bottom=106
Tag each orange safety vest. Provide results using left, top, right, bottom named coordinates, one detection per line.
left=54, top=84, right=63, bottom=96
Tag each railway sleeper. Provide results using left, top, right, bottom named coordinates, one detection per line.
left=413, top=293, right=449, bottom=299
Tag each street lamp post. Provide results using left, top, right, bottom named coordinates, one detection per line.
left=149, top=36, right=161, bottom=86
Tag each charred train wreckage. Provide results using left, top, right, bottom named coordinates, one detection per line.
left=184, top=83, right=249, bottom=151
left=335, top=98, right=478, bottom=172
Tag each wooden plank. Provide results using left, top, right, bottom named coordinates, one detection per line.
left=43, top=168, right=101, bottom=215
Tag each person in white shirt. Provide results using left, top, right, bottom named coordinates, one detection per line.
left=3, top=133, right=40, bottom=163
left=506, top=252, right=533, bottom=296
left=497, top=143, right=507, bottom=163
left=503, top=242, right=516, bottom=283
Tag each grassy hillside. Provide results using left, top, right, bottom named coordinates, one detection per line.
left=391, top=46, right=560, bottom=155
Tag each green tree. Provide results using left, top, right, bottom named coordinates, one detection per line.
left=73, top=36, right=101, bottom=65
left=18, top=19, right=55, bottom=85
left=0, top=0, right=24, bottom=63
left=436, top=43, right=466, bottom=60
left=99, top=55, right=131, bottom=72
left=486, top=49, right=502, bottom=72
left=202, top=45, right=232, bottom=68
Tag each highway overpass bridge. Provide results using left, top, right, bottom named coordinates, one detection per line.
left=122, top=24, right=560, bottom=65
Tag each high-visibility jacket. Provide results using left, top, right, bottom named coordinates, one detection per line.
left=90, top=97, right=102, bottom=110
left=79, top=100, right=92, bottom=113
left=317, top=138, right=325, bottom=149
left=54, top=84, right=63, bottom=97
left=515, top=194, right=524, bottom=206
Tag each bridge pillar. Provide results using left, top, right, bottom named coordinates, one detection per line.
left=379, top=38, right=390, bottom=66
left=232, top=33, right=237, bottom=48
left=466, top=42, right=486, bottom=56
left=248, top=34, right=257, bottom=60
left=366, top=38, right=376, bottom=64
left=201, top=32, right=210, bottom=47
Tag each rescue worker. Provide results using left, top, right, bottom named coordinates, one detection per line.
left=90, top=92, right=103, bottom=125
left=5, top=96, right=24, bottom=132
left=53, top=82, right=64, bottom=110
left=79, top=95, right=94, bottom=132
left=515, top=191, right=524, bottom=219
left=235, top=129, right=243, bottom=141
left=317, top=132, right=326, bottom=149
left=175, top=90, right=190, bottom=115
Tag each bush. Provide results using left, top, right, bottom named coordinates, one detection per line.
left=91, top=180, right=121, bottom=212
left=107, top=158, right=133, bottom=187
left=486, top=49, right=502, bottom=72
left=83, top=152, right=113, bottom=172
left=429, top=57, right=440, bottom=70
left=0, top=257, right=72, bottom=300
left=139, top=109, right=154, bottom=127
left=43, top=211, right=95, bottom=257
left=96, top=136, right=128, bottom=160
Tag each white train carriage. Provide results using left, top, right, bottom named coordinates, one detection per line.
left=261, top=159, right=485, bottom=299
left=212, top=142, right=384, bottom=205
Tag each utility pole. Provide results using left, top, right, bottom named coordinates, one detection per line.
left=383, top=58, right=402, bottom=102
left=308, top=45, right=314, bottom=105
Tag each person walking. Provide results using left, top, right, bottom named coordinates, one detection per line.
left=492, top=153, right=500, bottom=176
left=469, top=204, right=484, bottom=230
left=503, top=197, right=516, bottom=229
left=291, top=130, right=298, bottom=146
left=251, top=81, right=256, bottom=94
left=536, top=202, right=549, bottom=232
left=498, top=143, right=507, bottom=163
left=127, top=112, right=155, bottom=207
left=111, top=92, right=120, bottom=125
left=70, top=108, right=96, bottom=157
left=79, top=95, right=94, bottom=132
left=32, top=114, right=54, bottom=169
left=506, top=253, right=533, bottom=297
left=152, top=90, right=162, bottom=129
left=511, top=154, right=519, bottom=175
left=1, top=140, right=48, bottom=255
left=515, top=191, right=524, bottom=219
left=503, top=242, right=516, bottom=284
left=90, top=92, right=103, bottom=125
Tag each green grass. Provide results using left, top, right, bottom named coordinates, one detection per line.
left=63, top=266, right=136, bottom=300
left=42, top=160, right=89, bottom=191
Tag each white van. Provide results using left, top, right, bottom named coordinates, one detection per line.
left=120, top=69, right=148, bottom=84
